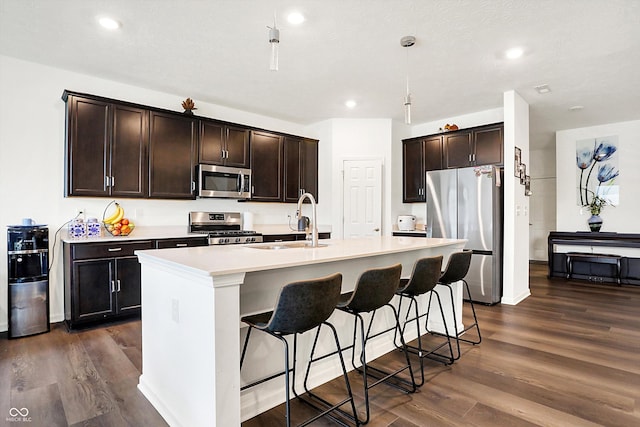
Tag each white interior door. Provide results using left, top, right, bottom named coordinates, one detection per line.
left=343, top=159, right=382, bottom=238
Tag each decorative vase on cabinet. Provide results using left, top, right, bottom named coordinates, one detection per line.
left=588, top=214, right=603, bottom=232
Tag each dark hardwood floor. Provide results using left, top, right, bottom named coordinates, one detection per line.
left=1, top=263, right=639, bottom=426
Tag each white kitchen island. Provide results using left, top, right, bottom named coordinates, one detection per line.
left=135, top=236, right=466, bottom=427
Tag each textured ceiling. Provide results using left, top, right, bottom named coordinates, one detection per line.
left=1, top=0, right=639, bottom=149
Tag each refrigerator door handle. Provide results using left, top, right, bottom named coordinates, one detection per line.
left=494, top=165, right=501, bottom=187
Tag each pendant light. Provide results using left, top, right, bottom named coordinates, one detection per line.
left=401, top=36, right=415, bottom=124
left=268, top=13, right=280, bottom=71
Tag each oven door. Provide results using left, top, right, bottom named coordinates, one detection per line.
left=198, top=164, right=251, bottom=199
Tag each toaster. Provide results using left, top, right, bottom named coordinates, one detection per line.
left=397, top=215, right=416, bottom=231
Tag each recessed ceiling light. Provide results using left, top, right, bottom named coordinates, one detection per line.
left=287, top=12, right=305, bottom=25
left=345, top=100, right=357, bottom=109
left=98, top=16, right=121, bottom=30
left=534, top=84, right=551, bottom=94
left=505, top=47, right=524, bottom=59
left=569, top=105, right=584, bottom=111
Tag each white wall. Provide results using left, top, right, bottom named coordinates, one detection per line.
left=501, top=90, right=531, bottom=305
left=556, top=119, right=640, bottom=232
left=325, top=118, right=393, bottom=238
left=529, top=146, right=556, bottom=261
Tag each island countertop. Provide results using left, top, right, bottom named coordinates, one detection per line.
left=135, top=236, right=465, bottom=278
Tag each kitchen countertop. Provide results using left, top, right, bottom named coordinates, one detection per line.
left=60, top=226, right=197, bottom=243
left=135, top=236, right=462, bottom=277
left=60, top=224, right=332, bottom=243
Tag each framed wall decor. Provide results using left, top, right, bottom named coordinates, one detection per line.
left=524, top=175, right=531, bottom=196
left=514, top=146, right=522, bottom=177
left=519, top=163, right=527, bottom=184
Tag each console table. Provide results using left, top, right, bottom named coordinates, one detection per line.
left=548, top=231, right=640, bottom=285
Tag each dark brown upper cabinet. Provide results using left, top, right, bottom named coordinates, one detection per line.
left=284, top=137, right=319, bottom=203
left=63, top=90, right=318, bottom=202
left=444, top=123, right=504, bottom=169
left=250, top=130, right=284, bottom=202
left=402, top=123, right=503, bottom=202
left=444, top=131, right=473, bottom=168
left=402, top=138, right=425, bottom=203
left=402, top=136, right=443, bottom=203
left=199, top=120, right=250, bottom=168
left=148, top=111, right=197, bottom=199
left=64, top=93, right=148, bottom=198
left=473, top=124, right=503, bottom=166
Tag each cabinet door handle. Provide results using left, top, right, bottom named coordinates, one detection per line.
left=111, top=176, right=115, bottom=187
left=105, top=176, right=110, bottom=188
left=191, top=181, right=196, bottom=192
left=108, top=247, right=122, bottom=252
left=116, top=280, right=121, bottom=292
left=111, top=280, right=116, bottom=292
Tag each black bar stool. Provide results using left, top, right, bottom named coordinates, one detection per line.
left=437, top=250, right=481, bottom=360
left=240, top=273, right=360, bottom=427
left=394, top=255, right=454, bottom=385
left=308, top=263, right=415, bottom=424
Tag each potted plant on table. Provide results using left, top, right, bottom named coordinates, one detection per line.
left=586, top=193, right=609, bottom=232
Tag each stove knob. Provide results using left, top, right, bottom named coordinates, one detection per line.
left=235, top=237, right=241, bottom=243
left=222, top=238, right=228, bottom=244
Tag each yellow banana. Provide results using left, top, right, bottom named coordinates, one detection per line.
left=110, top=205, right=125, bottom=224
left=103, top=203, right=121, bottom=224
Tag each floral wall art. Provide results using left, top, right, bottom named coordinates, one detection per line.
left=576, top=136, right=619, bottom=208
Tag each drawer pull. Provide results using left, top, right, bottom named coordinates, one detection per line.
left=108, top=247, right=122, bottom=252
left=176, top=243, right=188, bottom=247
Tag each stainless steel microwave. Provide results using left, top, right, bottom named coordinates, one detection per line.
left=197, top=164, right=251, bottom=199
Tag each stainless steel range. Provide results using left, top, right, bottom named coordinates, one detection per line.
left=189, top=212, right=263, bottom=245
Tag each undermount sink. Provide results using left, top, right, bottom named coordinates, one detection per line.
left=247, top=242, right=328, bottom=250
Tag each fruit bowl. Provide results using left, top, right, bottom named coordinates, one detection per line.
left=102, top=201, right=135, bottom=237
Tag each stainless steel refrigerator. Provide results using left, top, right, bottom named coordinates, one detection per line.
left=426, top=165, right=503, bottom=304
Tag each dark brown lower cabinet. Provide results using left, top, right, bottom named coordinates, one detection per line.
left=64, top=237, right=208, bottom=329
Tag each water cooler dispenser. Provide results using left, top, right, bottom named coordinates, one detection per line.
left=7, top=225, right=50, bottom=338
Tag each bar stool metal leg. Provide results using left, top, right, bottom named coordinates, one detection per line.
left=441, top=279, right=482, bottom=361
left=437, top=251, right=482, bottom=360
left=298, top=322, right=361, bottom=426
left=240, top=273, right=359, bottom=427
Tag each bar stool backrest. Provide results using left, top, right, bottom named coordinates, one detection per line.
left=400, top=255, right=443, bottom=296
left=439, top=251, right=472, bottom=284
left=344, top=264, right=402, bottom=313
left=265, top=273, right=343, bottom=335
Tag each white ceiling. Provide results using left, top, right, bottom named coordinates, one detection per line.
left=1, top=0, right=639, bottom=149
